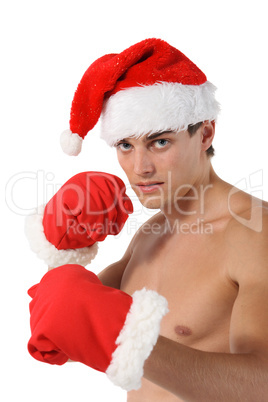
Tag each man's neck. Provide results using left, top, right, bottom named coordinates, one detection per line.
left=162, top=165, right=231, bottom=229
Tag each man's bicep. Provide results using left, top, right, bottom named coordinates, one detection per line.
left=228, top=215, right=268, bottom=358
left=97, top=256, right=129, bottom=289
left=229, top=275, right=268, bottom=358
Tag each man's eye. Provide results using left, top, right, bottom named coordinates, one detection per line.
left=117, top=142, right=132, bottom=151
left=154, top=139, right=169, bottom=148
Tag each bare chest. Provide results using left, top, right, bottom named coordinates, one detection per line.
left=121, top=230, right=238, bottom=351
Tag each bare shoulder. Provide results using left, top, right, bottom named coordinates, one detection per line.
left=225, top=198, right=268, bottom=284
left=128, top=211, right=166, bottom=250
left=225, top=197, right=268, bottom=239
left=96, top=215, right=166, bottom=288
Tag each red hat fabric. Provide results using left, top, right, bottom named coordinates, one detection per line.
left=60, top=38, right=220, bottom=155
left=24, top=172, right=133, bottom=268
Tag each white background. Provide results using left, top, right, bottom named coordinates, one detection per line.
left=1, top=0, right=268, bottom=401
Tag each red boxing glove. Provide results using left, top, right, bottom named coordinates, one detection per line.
left=28, top=265, right=168, bottom=391
left=25, top=172, right=133, bottom=267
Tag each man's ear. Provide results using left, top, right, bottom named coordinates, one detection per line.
left=200, top=120, right=215, bottom=152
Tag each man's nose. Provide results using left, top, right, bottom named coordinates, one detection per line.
left=133, top=149, right=155, bottom=176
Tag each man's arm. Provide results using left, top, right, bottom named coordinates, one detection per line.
left=97, top=216, right=146, bottom=288
left=97, top=253, right=130, bottom=289
left=98, top=231, right=136, bottom=288
left=144, top=336, right=268, bottom=402
left=143, top=218, right=268, bottom=402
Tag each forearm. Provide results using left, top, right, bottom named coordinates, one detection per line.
left=144, top=336, right=268, bottom=402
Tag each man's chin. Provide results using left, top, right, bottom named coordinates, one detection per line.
left=137, top=197, right=163, bottom=210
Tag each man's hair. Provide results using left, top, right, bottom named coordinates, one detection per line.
left=187, top=122, right=215, bottom=157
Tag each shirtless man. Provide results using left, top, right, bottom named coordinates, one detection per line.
left=99, top=122, right=268, bottom=401
left=27, top=39, right=268, bottom=401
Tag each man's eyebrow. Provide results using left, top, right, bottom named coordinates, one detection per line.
left=115, top=131, right=175, bottom=145
left=145, top=131, right=175, bottom=141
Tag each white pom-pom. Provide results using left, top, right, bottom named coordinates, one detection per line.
left=60, top=129, right=83, bottom=156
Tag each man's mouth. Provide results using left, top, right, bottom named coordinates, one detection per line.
left=134, top=182, right=164, bottom=193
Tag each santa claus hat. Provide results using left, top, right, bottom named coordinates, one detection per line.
left=60, top=38, right=220, bottom=156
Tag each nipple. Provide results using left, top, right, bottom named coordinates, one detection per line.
left=175, top=325, right=192, bottom=336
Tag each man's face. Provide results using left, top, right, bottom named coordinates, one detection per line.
left=115, top=128, right=205, bottom=214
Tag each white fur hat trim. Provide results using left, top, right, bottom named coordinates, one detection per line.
left=101, top=81, right=220, bottom=146
left=25, top=205, right=98, bottom=268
